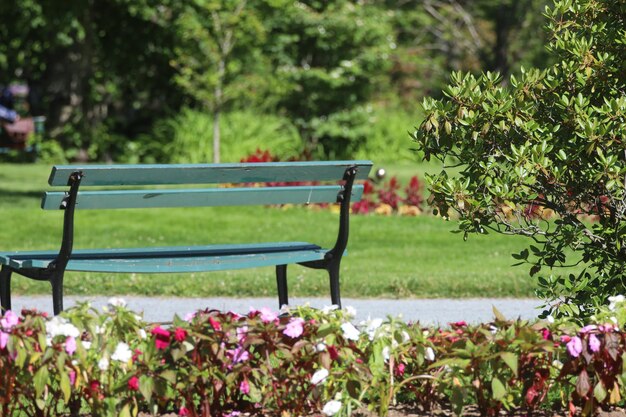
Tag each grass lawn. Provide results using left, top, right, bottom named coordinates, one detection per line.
left=0, top=163, right=546, bottom=299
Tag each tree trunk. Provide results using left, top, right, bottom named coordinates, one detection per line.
left=213, top=108, right=221, bottom=163
left=212, top=58, right=225, bottom=163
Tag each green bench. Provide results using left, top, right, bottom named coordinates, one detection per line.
left=0, top=161, right=372, bottom=315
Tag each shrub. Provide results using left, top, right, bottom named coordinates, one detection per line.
left=139, top=109, right=303, bottom=163
left=5, top=299, right=626, bottom=415
left=412, top=0, right=626, bottom=319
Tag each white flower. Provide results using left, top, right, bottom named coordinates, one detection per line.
left=611, top=316, right=618, bottom=324
left=344, top=306, right=357, bottom=318
left=311, top=368, right=329, bottom=385
left=546, top=315, right=555, bottom=323
left=322, top=305, right=339, bottom=314
left=138, top=329, right=147, bottom=339
left=315, top=342, right=327, bottom=352
left=609, top=295, right=625, bottom=311
left=425, top=347, right=435, bottom=361
left=552, top=359, right=563, bottom=369
left=81, top=341, right=92, bottom=350
left=401, top=331, right=410, bottom=342
left=107, top=297, right=127, bottom=308
left=323, top=400, right=342, bottom=416
left=361, top=317, right=383, bottom=340
left=341, top=322, right=360, bottom=341
left=46, top=316, right=80, bottom=339
left=111, top=342, right=132, bottom=363
left=382, top=346, right=390, bottom=362
left=98, top=357, right=109, bottom=371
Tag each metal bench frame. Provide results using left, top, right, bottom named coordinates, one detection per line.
left=0, top=162, right=371, bottom=315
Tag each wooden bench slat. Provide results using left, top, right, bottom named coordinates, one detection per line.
left=49, top=161, right=373, bottom=186
left=0, top=242, right=326, bottom=273
left=41, top=185, right=364, bottom=210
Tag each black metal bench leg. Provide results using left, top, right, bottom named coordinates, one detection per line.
left=50, top=273, right=65, bottom=315
left=328, top=263, right=342, bottom=308
left=0, top=266, right=12, bottom=312
left=276, top=264, right=289, bottom=309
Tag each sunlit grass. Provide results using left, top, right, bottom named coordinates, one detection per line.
left=0, top=163, right=546, bottom=299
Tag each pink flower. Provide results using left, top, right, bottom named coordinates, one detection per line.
left=69, top=370, right=76, bottom=386
left=184, top=312, right=196, bottom=322
left=588, top=334, right=601, bottom=352
left=567, top=336, right=583, bottom=357
left=560, top=335, right=571, bottom=343
left=237, top=326, right=248, bottom=343
left=451, top=321, right=467, bottom=327
left=259, top=307, right=277, bottom=323
left=283, top=318, right=304, bottom=338
left=209, top=317, right=222, bottom=331
left=0, top=310, right=18, bottom=330
left=228, top=346, right=250, bottom=363
left=240, top=379, right=250, bottom=395
left=65, top=336, right=77, bottom=355
left=151, top=326, right=171, bottom=350
left=540, top=329, right=551, bottom=340
left=580, top=325, right=597, bottom=334
left=0, top=331, right=8, bottom=349
left=128, top=376, right=139, bottom=391
left=179, top=406, right=190, bottom=416
left=174, top=327, right=188, bottom=342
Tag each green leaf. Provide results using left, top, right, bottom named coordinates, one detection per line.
left=60, top=371, right=71, bottom=403
left=139, top=375, right=154, bottom=403
left=492, top=306, right=507, bottom=322
left=451, top=385, right=464, bottom=416
left=491, top=377, right=506, bottom=400
left=160, top=370, right=177, bottom=384
left=119, top=404, right=132, bottom=417
left=594, top=381, right=607, bottom=403
left=500, top=352, right=518, bottom=377
left=34, top=366, right=49, bottom=399
left=35, top=399, right=46, bottom=410
left=576, top=369, right=591, bottom=397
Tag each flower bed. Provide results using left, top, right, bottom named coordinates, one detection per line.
left=1, top=300, right=626, bottom=416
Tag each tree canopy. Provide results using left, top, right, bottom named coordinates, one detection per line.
left=1, top=0, right=552, bottom=160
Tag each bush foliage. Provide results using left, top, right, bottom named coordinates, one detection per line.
left=413, top=0, right=626, bottom=319
left=4, top=300, right=626, bottom=416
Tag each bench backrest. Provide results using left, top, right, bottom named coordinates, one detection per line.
left=41, top=161, right=373, bottom=210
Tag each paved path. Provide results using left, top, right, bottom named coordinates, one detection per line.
left=10, top=296, right=544, bottom=325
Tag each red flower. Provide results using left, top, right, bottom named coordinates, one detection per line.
left=151, top=326, right=171, bottom=350
left=540, top=328, right=551, bottom=340
left=87, top=380, right=103, bottom=400
left=327, top=345, right=339, bottom=360
left=209, top=317, right=222, bottom=331
left=451, top=321, right=467, bottom=327
left=394, top=362, right=406, bottom=377
left=132, top=349, right=142, bottom=362
left=128, top=376, right=139, bottom=391
left=179, top=406, right=190, bottom=416
left=90, top=380, right=100, bottom=392
left=174, top=327, right=188, bottom=342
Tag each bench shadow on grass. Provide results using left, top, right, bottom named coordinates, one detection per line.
left=0, top=189, right=45, bottom=206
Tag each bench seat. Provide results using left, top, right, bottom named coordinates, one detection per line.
left=0, top=242, right=326, bottom=273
